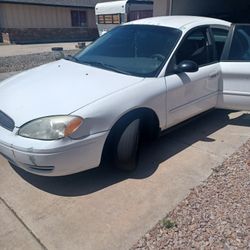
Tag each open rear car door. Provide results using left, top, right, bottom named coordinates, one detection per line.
left=217, top=24, right=250, bottom=111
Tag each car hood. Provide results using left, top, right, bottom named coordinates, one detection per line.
left=0, top=59, right=144, bottom=127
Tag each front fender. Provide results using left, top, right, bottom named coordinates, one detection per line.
left=71, top=77, right=167, bottom=137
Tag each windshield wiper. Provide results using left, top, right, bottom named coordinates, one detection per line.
left=81, top=61, right=131, bottom=75
left=65, top=55, right=80, bottom=63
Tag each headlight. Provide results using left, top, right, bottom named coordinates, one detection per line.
left=18, top=116, right=83, bottom=140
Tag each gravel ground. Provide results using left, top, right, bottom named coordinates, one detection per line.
left=0, top=49, right=79, bottom=73
left=132, top=140, right=250, bottom=249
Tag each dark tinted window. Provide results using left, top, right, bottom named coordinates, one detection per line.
left=228, top=26, right=250, bottom=61
left=75, top=25, right=182, bottom=77
left=211, top=28, right=229, bottom=60
left=175, top=28, right=213, bottom=66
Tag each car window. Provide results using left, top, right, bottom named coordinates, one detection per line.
left=228, top=26, right=250, bottom=61
left=75, top=25, right=182, bottom=77
left=211, top=28, right=229, bottom=60
left=175, top=28, right=213, bottom=67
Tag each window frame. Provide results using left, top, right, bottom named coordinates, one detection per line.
left=165, top=25, right=217, bottom=76
left=209, top=26, right=229, bottom=61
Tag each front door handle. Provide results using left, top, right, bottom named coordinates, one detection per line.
left=209, top=71, right=219, bottom=78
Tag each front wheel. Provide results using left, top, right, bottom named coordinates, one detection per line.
left=113, top=119, right=141, bottom=171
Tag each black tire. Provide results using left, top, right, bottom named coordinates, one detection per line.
left=110, top=118, right=141, bottom=171
left=115, top=119, right=140, bottom=171
left=102, top=110, right=159, bottom=171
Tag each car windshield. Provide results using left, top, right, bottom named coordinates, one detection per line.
left=75, top=25, right=182, bottom=77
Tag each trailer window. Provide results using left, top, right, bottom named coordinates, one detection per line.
left=98, top=14, right=121, bottom=24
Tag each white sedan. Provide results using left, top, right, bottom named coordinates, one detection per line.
left=0, top=16, right=250, bottom=176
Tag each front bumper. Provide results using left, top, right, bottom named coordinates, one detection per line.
left=0, top=126, right=108, bottom=176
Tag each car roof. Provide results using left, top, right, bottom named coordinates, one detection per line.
left=127, top=15, right=231, bottom=30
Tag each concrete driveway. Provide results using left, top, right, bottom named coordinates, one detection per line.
left=1, top=108, right=250, bottom=250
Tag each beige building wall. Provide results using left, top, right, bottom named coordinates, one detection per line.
left=0, top=3, right=96, bottom=29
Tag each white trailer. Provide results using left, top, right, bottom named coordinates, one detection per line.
left=95, top=0, right=153, bottom=36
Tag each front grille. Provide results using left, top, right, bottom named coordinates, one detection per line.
left=0, top=110, right=15, bottom=131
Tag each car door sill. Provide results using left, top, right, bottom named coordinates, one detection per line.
left=160, top=109, right=215, bottom=137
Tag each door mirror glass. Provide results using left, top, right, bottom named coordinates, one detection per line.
left=175, top=60, right=199, bottom=73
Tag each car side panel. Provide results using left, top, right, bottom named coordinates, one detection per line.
left=216, top=62, right=250, bottom=111
left=165, top=63, right=220, bottom=128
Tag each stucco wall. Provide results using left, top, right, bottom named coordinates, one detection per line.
left=0, top=3, right=96, bottom=29
left=153, top=0, right=171, bottom=17
left=153, top=0, right=249, bottom=22
left=171, top=0, right=236, bottom=16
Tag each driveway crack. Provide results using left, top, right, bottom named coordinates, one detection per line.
left=0, top=196, right=48, bottom=250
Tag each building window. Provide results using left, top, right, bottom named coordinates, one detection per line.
left=71, top=10, right=87, bottom=27
left=97, top=14, right=121, bottom=24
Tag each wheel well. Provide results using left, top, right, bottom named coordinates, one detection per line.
left=101, top=108, right=160, bottom=165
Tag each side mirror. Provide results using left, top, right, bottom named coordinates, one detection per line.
left=174, top=60, right=198, bottom=73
